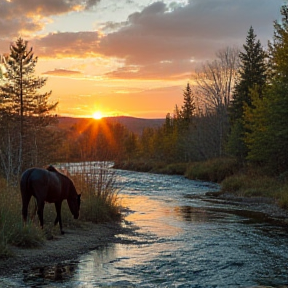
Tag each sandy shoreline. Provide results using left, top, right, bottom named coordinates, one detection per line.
left=0, top=221, right=135, bottom=278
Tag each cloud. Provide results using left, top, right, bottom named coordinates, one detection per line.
left=42, top=68, right=83, bottom=76
left=32, top=31, right=101, bottom=58
left=98, top=0, right=282, bottom=79
left=100, top=0, right=281, bottom=62
left=105, top=60, right=195, bottom=80
left=0, top=0, right=283, bottom=81
left=0, top=0, right=101, bottom=38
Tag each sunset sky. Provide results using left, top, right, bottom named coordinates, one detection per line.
left=0, top=0, right=283, bottom=118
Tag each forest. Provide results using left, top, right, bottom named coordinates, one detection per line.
left=0, top=5, right=288, bottom=189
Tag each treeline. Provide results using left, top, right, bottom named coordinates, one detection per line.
left=113, top=5, right=288, bottom=176
left=55, top=118, right=136, bottom=163
left=1, top=5, right=288, bottom=184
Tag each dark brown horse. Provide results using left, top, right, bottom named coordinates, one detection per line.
left=20, top=165, right=81, bottom=234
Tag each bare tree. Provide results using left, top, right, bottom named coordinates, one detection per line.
left=195, top=46, right=240, bottom=111
left=194, top=47, right=240, bottom=157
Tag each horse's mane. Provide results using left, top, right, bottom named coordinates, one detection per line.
left=46, top=165, right=71, bottom=180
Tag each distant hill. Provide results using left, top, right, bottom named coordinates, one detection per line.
left=57, top=116, right=165, bottom=134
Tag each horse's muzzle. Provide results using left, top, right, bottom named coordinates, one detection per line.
left=74, top=213, right=79, bottom=219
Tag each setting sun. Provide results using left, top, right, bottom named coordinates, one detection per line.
left=92, top=111, right=103, bottom=120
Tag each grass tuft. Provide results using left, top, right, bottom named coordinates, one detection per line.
left=61, top=162, right=121, bottom=223
left=8, top=222, right=45, bottom=248
left=221, top=172, right=281, bottom=198
left=185, top=158, right=239, bottom=183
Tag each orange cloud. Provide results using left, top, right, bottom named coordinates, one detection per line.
left=0, top=0, right=101, bottom=38
left=32, top=32, right=101, bottom=58
left=43, top=68, right=82, bottom=76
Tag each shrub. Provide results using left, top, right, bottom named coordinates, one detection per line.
left=185, top=158, right=239, bottom=182
left=221, top=173, right=280, bottom=197
left=275, top=185, right=288, bottom=209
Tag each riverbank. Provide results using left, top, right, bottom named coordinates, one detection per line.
left=0, top=220, right=135, bottom=278
left=205, top=191, right=288, bottom=227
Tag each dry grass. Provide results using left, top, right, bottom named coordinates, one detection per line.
left=58, top=162, right=121, bottom=223
left=0, top=181, right=45, bottom=257
left=185, top=158, right=239, bottom=183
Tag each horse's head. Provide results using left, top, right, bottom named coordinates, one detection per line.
left=68, top=191, right=81, bottom=219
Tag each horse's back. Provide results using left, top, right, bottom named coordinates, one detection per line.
left=21, top=168, right=59, bottom=200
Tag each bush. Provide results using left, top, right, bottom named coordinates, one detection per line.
left=221, top=173, right=280, bottom=197
left=62, top=162, right=121, bottom=223
left=275, top=185, right=288, bottom=209
left=185, top=158, right=239, bottom=182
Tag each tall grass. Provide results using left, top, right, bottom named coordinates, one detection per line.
left=185, top=158, right=239, bottom=183
left=0, top=179, right=45, bottom=258
left=220, top=168, right=288, bottom=208
left=59, top=162, right=121, bottom=223
left=221, top=173, right=280, bottom=197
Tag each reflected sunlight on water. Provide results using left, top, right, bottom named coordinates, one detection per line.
left=120, top=194, right=182, bottom=237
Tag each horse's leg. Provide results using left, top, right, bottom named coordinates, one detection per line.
left=37, top=201, right=45, bottom=229
left=21, top=194, right=32, bottom=225
left=55, top=201, right=64, bottom=234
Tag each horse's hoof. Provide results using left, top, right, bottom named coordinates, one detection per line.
left=60, top=231, right=65, bottom=235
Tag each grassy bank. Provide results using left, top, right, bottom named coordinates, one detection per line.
left=0, top=162, right=121, bottom=259
left=220, top=172, right=288, bottom=208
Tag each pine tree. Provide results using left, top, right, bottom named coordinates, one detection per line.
left=181, top=83, right=195, bottom=123
left=244, top=5, right=288, bottom=172
left=0, top=37, right=58, bottom=178
left=230, top=27, right=267, bottom=121
left=228, top=27, right=267, bottom=161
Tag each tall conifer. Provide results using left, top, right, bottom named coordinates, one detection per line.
left=227, top=27, right=267, bottom=161
left=244, top=5, right=288, bottom=172
left=0, top=38, right=58, bottom=177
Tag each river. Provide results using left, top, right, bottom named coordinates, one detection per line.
left=2, top=168, right=288, bottom=287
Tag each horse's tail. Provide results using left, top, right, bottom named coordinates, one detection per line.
left=20, top=168, right=34, bottom=222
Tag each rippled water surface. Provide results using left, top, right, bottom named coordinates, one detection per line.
left=2, top=168, right=288, bottom=287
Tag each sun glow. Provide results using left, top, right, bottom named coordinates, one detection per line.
left=92, top=111, right=103, bottom=120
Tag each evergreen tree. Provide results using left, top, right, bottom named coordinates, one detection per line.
left=180, top=83, right=195, bottom=123
left=0, top=37, right=58, bottom=178
left=230, top=27, right=267, bottom=120
left=227, top=27, right=267, bottom=161
left=244, top=5, right=288, bottom=172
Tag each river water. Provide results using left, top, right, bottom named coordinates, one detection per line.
left=2, top=168, right=288, bottom=287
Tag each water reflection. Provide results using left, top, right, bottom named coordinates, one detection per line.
left=22, top=261, right=77, bottom=287
left=120, top=194, right=182, bottom=237
left=175, top=206, right=214, bottom=222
